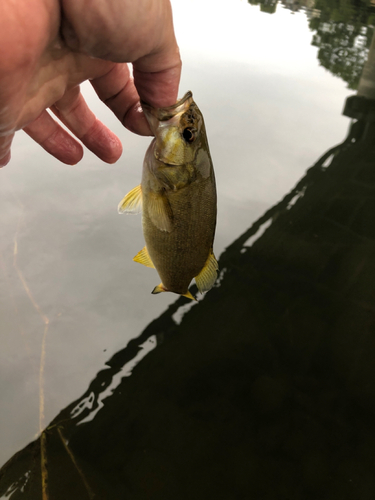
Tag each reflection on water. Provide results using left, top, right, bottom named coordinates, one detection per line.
left=251, top=0, right=375, bottom=90
left=1, top=0, right=375, bottom=498
left=310, top=0, right=375, bottom=90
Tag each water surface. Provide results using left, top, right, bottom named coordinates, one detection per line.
left=1, top=0, right=374, bottom=498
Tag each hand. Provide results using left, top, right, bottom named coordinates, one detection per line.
left=0, top=0, right=181, bottom=166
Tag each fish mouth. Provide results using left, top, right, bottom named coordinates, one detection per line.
left=154, top=156, right=182, bottom=167
left=141, top=91, right=193, bottom=122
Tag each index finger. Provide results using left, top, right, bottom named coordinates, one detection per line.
left=91, top=63, right=152, bottom=137
left=133, top=51, right=182, bottom=109
left=62, top=0, right=181, bottom=133
left=91, top=50, right=181, bottom=137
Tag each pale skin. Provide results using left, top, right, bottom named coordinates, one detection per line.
left=0, top=0, right=181, bottom=166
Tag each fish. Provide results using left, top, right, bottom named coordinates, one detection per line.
left=118, top=91, right=218, bottom=300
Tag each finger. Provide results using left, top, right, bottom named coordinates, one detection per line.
left=51, top=86, right=123, bottom=164
left=91, top=63, right=152, bottom=136
left=128, top=0, right=181, bottom=109
left=92, top=59, right=181, bottom=137
left=133, top=48, right=181, bottom=108
left=23, top=110, right=83, bottom=165
left=0, top=134, right=14, bottom=167
left=61, top=0, right=181, bottom=133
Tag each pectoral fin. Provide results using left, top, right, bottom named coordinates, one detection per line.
left=148, top=192, right=173, bottom=232
left=133, top=246, right=155, bottom=269
left=118, top=185, right=142, bottom=214
left=195, top=251, right=219, bottom=293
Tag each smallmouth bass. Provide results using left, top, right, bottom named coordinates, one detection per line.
left=118, top=91, right=217, bottom=300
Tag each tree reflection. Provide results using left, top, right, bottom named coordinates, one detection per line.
left=248, top=0, right=278, bottom=14
left=309, top=0, right=375, bottom=89
left=250, top=0, right=375, bottom=89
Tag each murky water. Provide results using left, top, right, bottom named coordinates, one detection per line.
left=1, top=0, right=375, bottom=498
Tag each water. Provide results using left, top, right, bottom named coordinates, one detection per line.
left=1, top=0, right=375, bottom=498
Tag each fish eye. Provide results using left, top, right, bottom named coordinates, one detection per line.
left=182, top=127, right=195, bottom=143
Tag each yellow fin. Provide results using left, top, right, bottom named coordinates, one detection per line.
left=148, top=192, right=173, bottom=232
left=182, top=290, right=197, bottom=301
left=118, top=185, right=142, bottom=214
left=151, top=283, right=167, bottom=294
left=151, top=283, right=196, bottom=301
left=133, top=246, right=155, bottom=268
left=195, top=251, right=219, bottom=293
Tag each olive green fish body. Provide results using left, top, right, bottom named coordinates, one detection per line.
left=142, top=154, right=216, bottom=294
left=119, top=92, right=218, bottom=299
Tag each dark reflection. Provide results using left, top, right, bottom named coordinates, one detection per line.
left=250, top=0, right=375, bottom=88
left=279, top=0, right=313, bottom=13
left=3, top=19, right=375, bottom=500
left=248, top=0, right=278, bottom=14
left=309, top=0, right=375, bottom=89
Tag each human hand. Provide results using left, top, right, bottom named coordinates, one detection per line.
left=0, top=0, right=181, bottom=166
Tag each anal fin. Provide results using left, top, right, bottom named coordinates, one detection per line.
left=133, top=246, right=155, bottom=269
left=151, top=283, right=196, bottom=301
left=152, top=283, right=167, bottom=294
left=195, top=251, right=219, bottom=293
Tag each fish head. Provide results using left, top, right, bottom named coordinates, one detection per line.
left=142, top=91, right=209, bottom=169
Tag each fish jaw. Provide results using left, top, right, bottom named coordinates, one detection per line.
left=154, top=126, right=189, bottom=166
left=142, top=91, right=203, bottom=167
left=142, top=91, right=194, bottom=131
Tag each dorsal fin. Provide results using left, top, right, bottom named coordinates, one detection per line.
left=195, top=251, right=219, bottom=293
left=133, top=246, right=155, bottom=268
left=118, top=185, right=142, bottom=214
left=148, top=191, right=173, bottom=232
